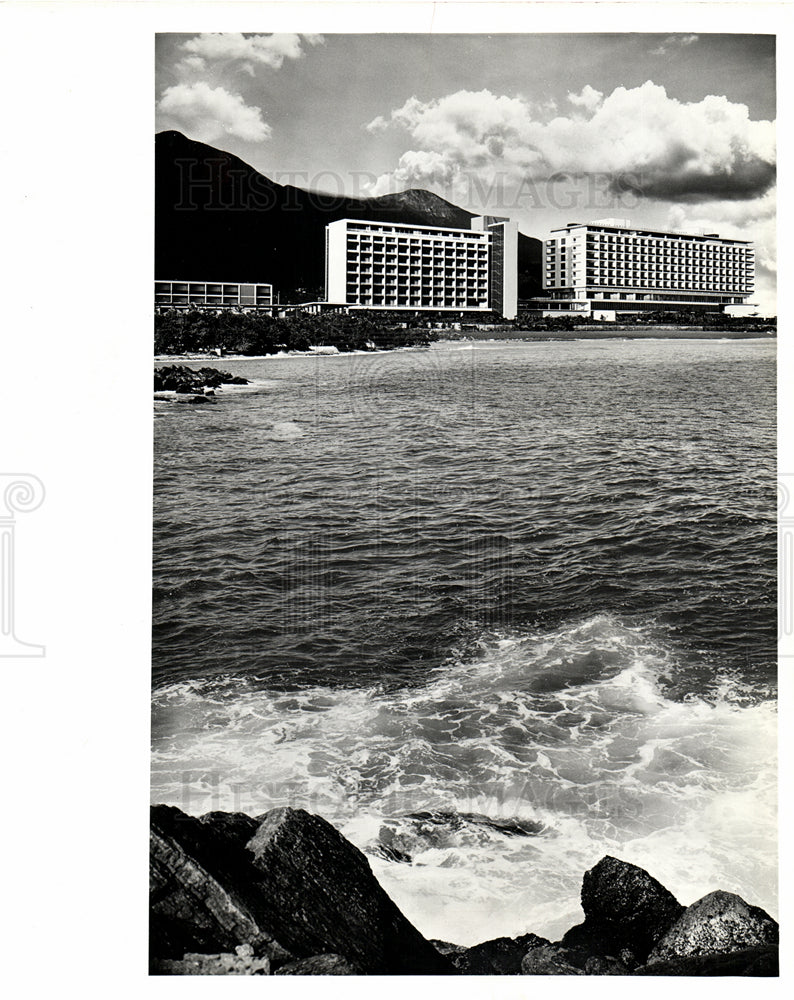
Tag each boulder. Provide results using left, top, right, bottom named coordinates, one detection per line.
left=647, top=891, right=778, bottom=964
left=583, top=955, right=630, bottom=975
left=175, top=394, right=211, bottom=404
left=442, top=933, right=550, bottom=975
left=151, top=946, right=271, bottom=976
left=245, top=806, right=453, bottom=975
left=150, top=805, right=293, bottom=963
left=521, top=943, right=584, bottom=975
left=635, top=945, right=778, bottom=976
left=274, top=954, right=361, bottom=975
left=562, top=855, right=683, bottom=961
left=150, top=804, right=452, bottom=976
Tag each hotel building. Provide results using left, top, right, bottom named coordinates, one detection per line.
left=534, top=219, right=754, bottom=318
left=155, top=280, right=273, bottom=312
left=325, top=216, right=518, bottom=320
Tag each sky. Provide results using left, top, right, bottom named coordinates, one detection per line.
left=155, top=32, right=777, bottom=314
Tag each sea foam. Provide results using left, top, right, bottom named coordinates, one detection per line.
left=151, top=613, right=776, bottom=945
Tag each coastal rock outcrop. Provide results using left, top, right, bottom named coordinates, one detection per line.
left=274, top=954, right=361, bottom=975
left=150, top=806, right=292, bottom=964
left=561, top=855, right=684, bottom=961
left=521, top=942, right=586, bottom=975
left=153, top=365, right=249, bottom=395
left=646, top=890, right=778, bottom=964
left=434, top=933, right=550, bottom=974
left=635, top=946, right=778, bottom=976
left=150, top=804, right=453, bottom=976
left=244, top=806, right=453, bottom=974
left=151, top=946, right=271, bottom=975
left=150, top=807, right=778, bottom=976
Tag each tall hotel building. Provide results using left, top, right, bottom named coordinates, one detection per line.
left=538, top=219, right=754, bottom=318
left=325, top=216, right=518, bottom=319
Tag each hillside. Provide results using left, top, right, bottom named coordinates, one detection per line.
left=155, top=131, right=542, bottom=302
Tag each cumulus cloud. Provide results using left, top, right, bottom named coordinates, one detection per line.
left=567, top=85, right=603, bottom=112
left=157, top=82, right=272, bottom=142
left=365, top=82, right=775, bottom=204
left=177, top=32, right=324, bottom=75
left=666, top=190, right=776, bottom=313
left=651, top=34, right=699, bottom=57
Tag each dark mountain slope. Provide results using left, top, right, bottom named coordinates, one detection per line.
left=155, top=131, right=542, bottom=301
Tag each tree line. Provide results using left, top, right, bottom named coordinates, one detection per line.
left=154, top=310, right=440, bottom=355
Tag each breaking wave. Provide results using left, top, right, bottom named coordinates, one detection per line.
left=151, top=614, right=776, bottom=945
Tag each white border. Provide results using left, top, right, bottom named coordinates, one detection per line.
left=0, top=3, right=787, bottom=998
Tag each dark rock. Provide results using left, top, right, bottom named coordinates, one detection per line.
left=151, top=947, right=271, bottom=975
left=634, top=945, right=778, bottom=976
left=152, top=805, right=451, bottom=975
left=521, top=943, right=584, bottom=975
left=375, top=843, right=413, bottom=864
left=562, top=855, right=683, bottom=961
left=149, top=805, right=292, bottom=963
left=245, top=806, right=453, bottom=975
left=274, top=954, right=361, bottom=975
left=444, top=933, right=550, bottom=975
left=584, top=955, right=629, bottom=975
left=154, top=365, right=247, bottom=394
left=647, top=891, right=778, bottom=964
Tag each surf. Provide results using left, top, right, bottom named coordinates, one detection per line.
left=151, top=613, right=776, bottom=945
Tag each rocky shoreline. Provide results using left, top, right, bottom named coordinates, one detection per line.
left=153, top=365, right=250, bottom=404
left=150, top=805, right=778, bottom=976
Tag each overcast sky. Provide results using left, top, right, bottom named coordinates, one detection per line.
left=155, top=32, right=776, bottom=314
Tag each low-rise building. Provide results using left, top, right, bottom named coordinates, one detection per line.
left=155, top=280, right=273, bottom=312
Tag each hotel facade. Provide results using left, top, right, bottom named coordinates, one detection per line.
left=534, top=219, right=754, bottom=319
left=325, top=216, right=518, bottom=320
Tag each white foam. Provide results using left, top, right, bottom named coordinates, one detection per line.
left=152, top=614, right=777, bottom=944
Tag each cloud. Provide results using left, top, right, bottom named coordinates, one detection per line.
left=365, top=82, right=775, bottom=204
left=157, top=82, right=272, bottom=142
left=650, top=34, right=699, bottom=57
left=666, top=190, right=777, bottom=313
left=177, top=32, right=324, bottom=75
left=567, top=85, right=603, bottom=112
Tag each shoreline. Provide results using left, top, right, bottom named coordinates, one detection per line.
left=154, top=329, right=775, bottom=363
left=150, top=804, right=779, bottom=976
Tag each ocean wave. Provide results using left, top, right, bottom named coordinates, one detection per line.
left=151, top=613, right=776, bottom=944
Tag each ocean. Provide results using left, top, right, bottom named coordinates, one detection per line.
left=152, top=337, right=776, bottom=946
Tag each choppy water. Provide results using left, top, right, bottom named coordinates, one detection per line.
left=152, top=338, right=776, bottom=944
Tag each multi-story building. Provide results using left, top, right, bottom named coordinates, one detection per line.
left=155, top=280, right=273, bottom=312
left=532, top=219, right=754, bottom=318
left=325, top=216, right=518, bottom=320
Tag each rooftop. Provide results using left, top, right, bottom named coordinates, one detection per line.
left=551, top=220, right=751, bottom=244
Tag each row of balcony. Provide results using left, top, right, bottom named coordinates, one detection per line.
left=349, top=299, right=487, bottom=307
left=347, top=254, right=487, bottom=263
left=548, top=253, right=752, bottom=263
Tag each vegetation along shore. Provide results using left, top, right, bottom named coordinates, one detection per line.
left=154, top=309, right=775, bottom=357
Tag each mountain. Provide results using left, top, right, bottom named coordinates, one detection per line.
left=155, top=131, right=542, bottom=302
